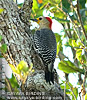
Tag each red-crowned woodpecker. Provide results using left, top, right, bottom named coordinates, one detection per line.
left=31, top=16, right=57, bottom=84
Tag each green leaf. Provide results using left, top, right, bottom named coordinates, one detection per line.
left=17, top=61, right=29, bottom=73
left=76, top=49, right=82, bottom=61
left=60, top=81, right=73, bottom=90
left=54, top=11, right=66, bottom=19
left=0, top=36, right=2, bottom=41
left=79, top=0, right=86, bottom=9
left=0, top=8, right=4, bottom=13
left=85, top=93, right=87, bottom=100
left=57, top=43, right=60, bottom=55
left=62, top=6, right=69, bottom=14
left=77, top=39, right=83, bottom=46
left=84, top=24, right=87, bottom=33
left=1, top=44, right=7, bottom=53
left=32, top=0, right=38, bottom=11
left=72, top=40, right=78, bottom=47
left=9, top=64, right=18, bottom=73
left=76, top=48, right=86, bottom=63
left=81, top=55, right=86, bottom=64
left=43, top=0, right=60, bottom=6
left=55, top=33, right=61, bottom=43
left=68, top=39, right=83, bottom=47
left=71, top=87, right=78, bottom=100
left=54, top=33, right=62, bottom=55
left=40, top=2, right=48, bottom=9
left=69, top=38, right=73, bottom=46
left=9, top=74, right=19, bottom=91
left=62, top=0, right=70, bottom=11
left=34, top=9, right=43, bottom=17
left=50, top=0, right=60, bottom=4
left=58, top=60, right=84, bottom=73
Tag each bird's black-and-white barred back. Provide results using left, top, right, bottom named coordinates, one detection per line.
left=33, top=28, right=56, bottom=84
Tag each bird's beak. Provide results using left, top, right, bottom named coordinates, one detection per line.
left=30, top=19, right=38, bottom=22
left=30, top=18, right=40, bottom=24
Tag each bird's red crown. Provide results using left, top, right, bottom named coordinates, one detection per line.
left=45, top=17, right=52, bottom=30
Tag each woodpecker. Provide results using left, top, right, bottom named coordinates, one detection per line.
left=31, top=16, right=56, bottom=84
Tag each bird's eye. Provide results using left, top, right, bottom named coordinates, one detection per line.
left=39, top=17, right=42, bottom=20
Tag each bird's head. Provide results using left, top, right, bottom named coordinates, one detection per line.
left=30, top=16, right=52, bottom=30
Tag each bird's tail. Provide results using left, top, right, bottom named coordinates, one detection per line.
left=45, top=63, right=54, bottom=84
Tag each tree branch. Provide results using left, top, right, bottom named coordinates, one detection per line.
left=56, top=5, right=82, bottom=43
left=67, top=81, right=77, bottom=100
left=76, top=0, right=87, bottom=40
left=68, top=0, right=87, bottom=45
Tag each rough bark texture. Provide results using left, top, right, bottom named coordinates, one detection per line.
left=0, top=0, right=70, bottom=100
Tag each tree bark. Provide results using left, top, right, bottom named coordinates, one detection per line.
left=0, top=0, right=70, bottom=99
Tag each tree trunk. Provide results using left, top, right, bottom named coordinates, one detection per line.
left=0, top=0, right=70, bottom=99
